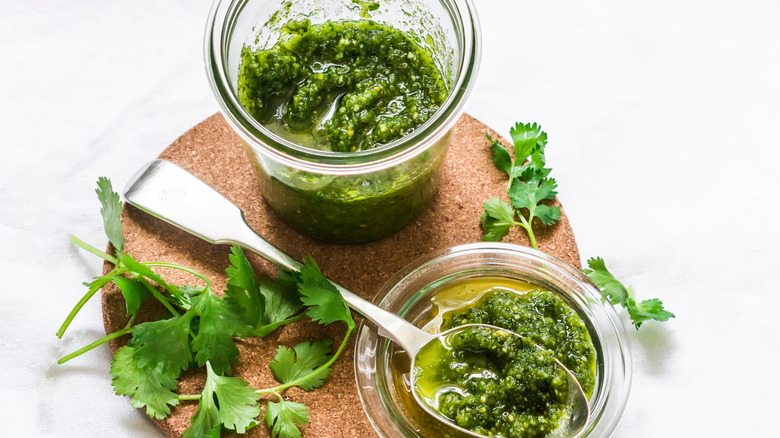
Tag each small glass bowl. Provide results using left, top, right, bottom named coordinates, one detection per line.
left=204, top=0, right=481, bottom=243
left=355, top=242, right=632, bottom=437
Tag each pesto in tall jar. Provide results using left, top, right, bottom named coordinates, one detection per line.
left=237, top=18, right=449, bottom=242
left=238, top=19, right=448, bottom=152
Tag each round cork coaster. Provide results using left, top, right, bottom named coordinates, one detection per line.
left=101, top=113, right=580, bottom=437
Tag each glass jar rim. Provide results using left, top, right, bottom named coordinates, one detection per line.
left=354, top=242, right=634, bottom=437
left=204, top=0, right=482, bottom=175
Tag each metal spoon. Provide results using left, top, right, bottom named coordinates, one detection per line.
left=123, top=159, right=590, bottom=438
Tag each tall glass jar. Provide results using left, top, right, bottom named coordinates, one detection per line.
left=205, top=0, right=481, bottom=243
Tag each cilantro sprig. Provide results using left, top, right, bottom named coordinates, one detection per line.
left=481, top=122, right=560, bottom=248
left=257, top=257, right=357, bottom=437
left=57, top=178, right=357, bottom=438
left=481, top=123, right=674, bottom=329
left=182, top=362, right=262, bottom=437
left=583, top=257, right=675, bottom=329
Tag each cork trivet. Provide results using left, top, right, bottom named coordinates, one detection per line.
left=101, top=113, right=580, bottom=437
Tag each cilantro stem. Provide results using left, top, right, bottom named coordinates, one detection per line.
left=136, top=276, right=180, bottom=317
left=271, top=391, right=285, bottom=403
left=150, top=276, right=183, bottom=301
left=56, top=273, right=115, bottom=338
left=177, top=394, right=202, bottom=401
left=256, top=326, right=354, bottom=395
left=57, top=326, right=134, bottom=364
left=58, top=235, right=122, bottom=338
left=111, top=263, right=184, bottom=301
left=69, top=236, right=201, bottom=313
left=517, top=216, right=538, bottom=249
left=108, top=265, right=182, bottom=304
left=69, top=234, right=118, bottom=265
left=144, top=262, right=212, bottom=291
left=251, top=313, right=307, bottom=337
left=70, top=240, right=195, bottom=302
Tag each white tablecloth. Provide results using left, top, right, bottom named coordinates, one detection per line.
left=2, top=0, right=779, bottom=436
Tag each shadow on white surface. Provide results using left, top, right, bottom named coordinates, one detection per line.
left=631, top=322, right=677, bottom=376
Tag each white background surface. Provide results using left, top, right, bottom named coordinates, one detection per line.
left=2, top=0, right=779, bottom=436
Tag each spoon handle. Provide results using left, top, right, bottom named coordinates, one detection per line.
left=123, top=159, right=432, bottom=354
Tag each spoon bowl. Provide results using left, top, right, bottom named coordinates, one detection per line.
left=123, top=159, right=591, bottom=438
left=407, top=323, right=590, bottom=438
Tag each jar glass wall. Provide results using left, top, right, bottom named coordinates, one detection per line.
left=205, top=0, right=481, bottom=243
left=355, top=243, right=633, bottom=437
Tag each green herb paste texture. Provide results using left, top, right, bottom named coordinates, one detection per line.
left=443, top=290, right=597, bottom=396
left=414, top=289, right=597, bottom=437
left=415, top=325, right=570, bottom=438
left=238, top=19, right=448, bottom=152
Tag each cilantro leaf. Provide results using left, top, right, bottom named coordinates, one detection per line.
left=170, top=285, right=205, bottom=311
left=487, top=133, right=512, bottom=175
left=629, top=298, right=676, bottom=326
left=276, top=269, right=302, bottom=285
left=182, top=404, right=220, bottom=438
left=509, top=122, right=547, bottom=169
left=184, top=362, right=261, bottom=437
left=224, top=244, right=265, bottom=327
left=265, top=399, right=309, bottom=438
left=260, top=276, right=303, bottom=325
left=582, top=257, right=629, bottom=305
left=190, top=292, right=251, bottom=375
left=629, top=298, right=674, bottom=327
left=533, top=204, right=561, bottom=226
left=584, top=257, right=675, bottom=329
left=131, top=316, right=193, bottom=376
left=250, top=275, right=304, bottom=337
left=269, top=339, right=334, bottom=391
left=111, top=276, right=151, bottom=317
left=96, top=177, right=125, bottom=253
left=480, top=198, right=517, bottom=242
left=508, top=178, right=561, bottom=226
left=298, top=257, right=355, bottom=329
left=110, top=346, right=179, bottom=420
left=223, top=245, right=304, bottom=337
left=208, top=362, right=261, bottom=433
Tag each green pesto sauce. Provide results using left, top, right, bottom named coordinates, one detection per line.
left=254, top=149, right=443, bottom=243
left=238, top=19, right=448, bottom=152
left=414, top=326, right=569, bottom=438
left=441, top=290, right=597, bottom=397
left=402, top=278, right=596, bottom=437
